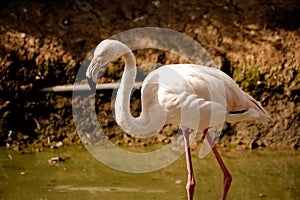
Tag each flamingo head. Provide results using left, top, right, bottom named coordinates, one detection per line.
left=86, top=39, right=130, bottom=91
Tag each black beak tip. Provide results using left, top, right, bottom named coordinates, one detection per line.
left=87, top=77, right=96, bottom=93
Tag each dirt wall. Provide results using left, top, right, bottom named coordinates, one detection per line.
left=0, top=0, right=299, bottom=150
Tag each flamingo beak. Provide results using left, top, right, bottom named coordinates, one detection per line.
left=87, top=77, right=96, bottom=93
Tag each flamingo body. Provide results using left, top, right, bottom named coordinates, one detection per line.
left=143, top=64, right=270, bottom=127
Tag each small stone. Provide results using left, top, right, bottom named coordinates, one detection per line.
left=258, top=193, right=266, bottom=197
left=246, top=24, right=259, bottom=30
left=20, top=33, right=26, bottom=38
left=152, top=1, right=160, bottom=7
left=20, top=171, right=27, bottom=175
left=51, top=141, right=63, bottom=149
left=157, top=134, right=166, bottom=142
left=29, top=38, right=35, bottom=47
left=175, top=179, right=182, bottom=184
left=62, top=19, right=69, bottom=26
left=48, top=156, right=65, bottom=164
left=163, top=139, right=171, bottom=144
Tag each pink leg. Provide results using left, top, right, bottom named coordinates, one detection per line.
left=203, top=128, right=232, bottom=200
left=183, top=129, right=195, bottom=200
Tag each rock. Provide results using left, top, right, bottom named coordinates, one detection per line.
left=48, top=156, right=65, bottom=164
left=157, top=134, right=166, bottom=143
left=20, top=171, right=27, bottom=175
left=163, top=139, right=171, bottom=144
left=175, top=179, right=182, bottom=184
left=51, top=141, right=63, bottom=149
left=258, top=193, right=266, bottom=198
left=48, top=153, right=71, bottom=165
left=20, top=33, right=26, bottom=38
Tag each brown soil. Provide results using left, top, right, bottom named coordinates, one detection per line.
left=0, top=0, right=299, bottom=151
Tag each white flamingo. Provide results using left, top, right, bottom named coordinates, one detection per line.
left=86, top=39, right=271, bottom=200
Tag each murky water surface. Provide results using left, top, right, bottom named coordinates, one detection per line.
left=0, top=146, right=299, bottom=200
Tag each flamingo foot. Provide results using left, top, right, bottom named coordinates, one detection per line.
left=222, top=172, right=232, bottom=200
left=186, top=175, right=195, bottom=200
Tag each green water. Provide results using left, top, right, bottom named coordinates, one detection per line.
left=0, top=146, right=299, bottom=200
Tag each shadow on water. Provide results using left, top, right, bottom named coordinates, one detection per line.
left=0, top=146, right=299, bottom=200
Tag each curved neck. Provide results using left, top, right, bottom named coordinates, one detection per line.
left=115, top=51, right=137, bottom=126
left=114, top=48, right=166, bottom=137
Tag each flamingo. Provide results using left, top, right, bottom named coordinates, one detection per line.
left=86, top=39, right=271, bottom=200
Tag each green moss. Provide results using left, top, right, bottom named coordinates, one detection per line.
left=233, top=66, right=266, bottom=99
